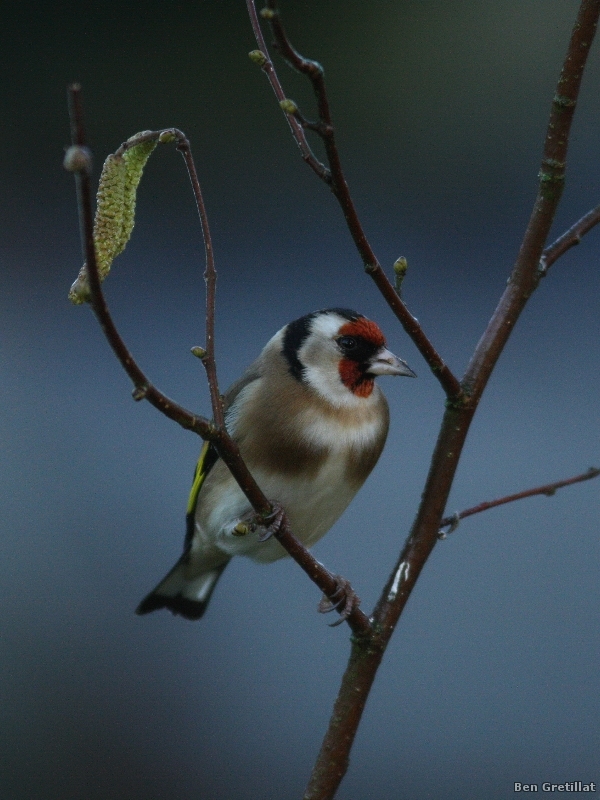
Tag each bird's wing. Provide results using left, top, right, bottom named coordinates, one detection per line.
left=185, top=439, right=219, bottom=518
left=221, top=360, right=263, bottom=413
left=183, top=358, right=265, bottom=548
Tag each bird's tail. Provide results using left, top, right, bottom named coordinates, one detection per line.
left=136, top=558, right=230, bottom=620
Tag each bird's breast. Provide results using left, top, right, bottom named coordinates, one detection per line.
left=199, top=375, right=390, bottom=562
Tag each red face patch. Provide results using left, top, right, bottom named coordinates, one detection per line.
left=338, top=318, right=386, bottom=347
left=339, top=359, right=374, bottom=397
left=337, top=317, right=385, bottom=397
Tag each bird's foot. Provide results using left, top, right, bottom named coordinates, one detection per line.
left=318, top=575, right=361, bottom=627
left=237, top=502, right=287, bottom=542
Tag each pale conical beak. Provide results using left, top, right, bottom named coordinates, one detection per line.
left=367, top=348, right=416, bottom=377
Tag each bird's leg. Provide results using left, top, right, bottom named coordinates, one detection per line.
left=247, top=501, right=365, bottom=628
left=318, top=576, right=361, bottom=627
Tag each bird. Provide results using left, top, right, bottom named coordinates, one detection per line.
left=136, top=308, right=415, bottom=620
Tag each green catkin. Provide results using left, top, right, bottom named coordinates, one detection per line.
left=119, top=136, right=157, bottom=254
left=68, top=133, right=157, bottom=304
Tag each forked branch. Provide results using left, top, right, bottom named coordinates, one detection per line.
left=247, top=2, right=600, bottom=798
left=66, top=0, right=600, bottom=794
left=247, top=0, right=462, bottom=399
left=246, top=3, right=329, bottom=181
left=65, top=84, right=371, bottom=636
left=464, top=0, right=600, bottom=397
left=439, top=467, right=600, bottom=537
left=540, top=204, right=600, bottom=274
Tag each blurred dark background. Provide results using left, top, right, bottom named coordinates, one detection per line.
left=1, top=2, right=599, bottom=798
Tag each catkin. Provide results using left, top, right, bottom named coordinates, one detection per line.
left=68, top=133, right=157, bottom=304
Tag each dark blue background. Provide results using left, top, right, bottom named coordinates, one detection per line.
left=1, top=2, right=599, bottom=798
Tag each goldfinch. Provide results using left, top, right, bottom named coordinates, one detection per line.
left=136, top=308, right=415, bottom=620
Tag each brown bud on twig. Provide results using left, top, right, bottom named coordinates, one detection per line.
left=63, top=145, right=92, bottom=174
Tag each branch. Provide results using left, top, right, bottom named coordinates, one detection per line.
left=66, top=93, right=211, bottom=438
left=374, top=0, right=600, bottom=691
left=464, top=0, right=600, bottom=398
left=247, top=1, right=462, bottom=400
left=297, top=3, right=600, bottom=798
left=439, top=467, right=600, bottom=536
left=540, top=203, right=600, bottom=274
left=115, top=128, right=225, bottom=427
left=246, top=3, right=329, bottom=181
left=65, top=84, right=370, bottom=636
left=175, top=134, right=225, bottom=428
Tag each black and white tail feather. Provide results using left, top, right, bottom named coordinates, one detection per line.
left=136, top=558, right=229, bottom=620
left=136, top=441, right=229, bottom=620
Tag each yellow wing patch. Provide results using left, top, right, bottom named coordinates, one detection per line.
left=186, top=440, right=212, bottom=516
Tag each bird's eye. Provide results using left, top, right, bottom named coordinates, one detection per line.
left=337, top=336, right=357, bottom=351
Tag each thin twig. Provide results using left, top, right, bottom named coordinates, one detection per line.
left=65, top=85, right=370, bottom=635
left=265, top=0, right=334, bottom=134
left=117, top=128, right=225, bottom=427
left=248, top=1, right=462, bottom=400
left=273, top=511, right=371, bottom=635
left=439, top=467, right=600, bottom=536
left=246, top=1, right=329, bottom=181
left=176, top=135, right=225, bottom=428
left=540, top=204, right=600, bottom=274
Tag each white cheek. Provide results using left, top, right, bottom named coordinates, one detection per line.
left=301, top=362, right=363, bottom=409
left=296, top=316, right=356, bottom=407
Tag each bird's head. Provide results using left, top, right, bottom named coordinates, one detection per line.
left=281, top=308, right=415, bottom=407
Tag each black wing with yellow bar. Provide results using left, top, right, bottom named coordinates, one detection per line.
left=183, top=441, right=220, bottom=550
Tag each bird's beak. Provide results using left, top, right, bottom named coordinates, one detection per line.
left=367, top=348, right=416, bottom=378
